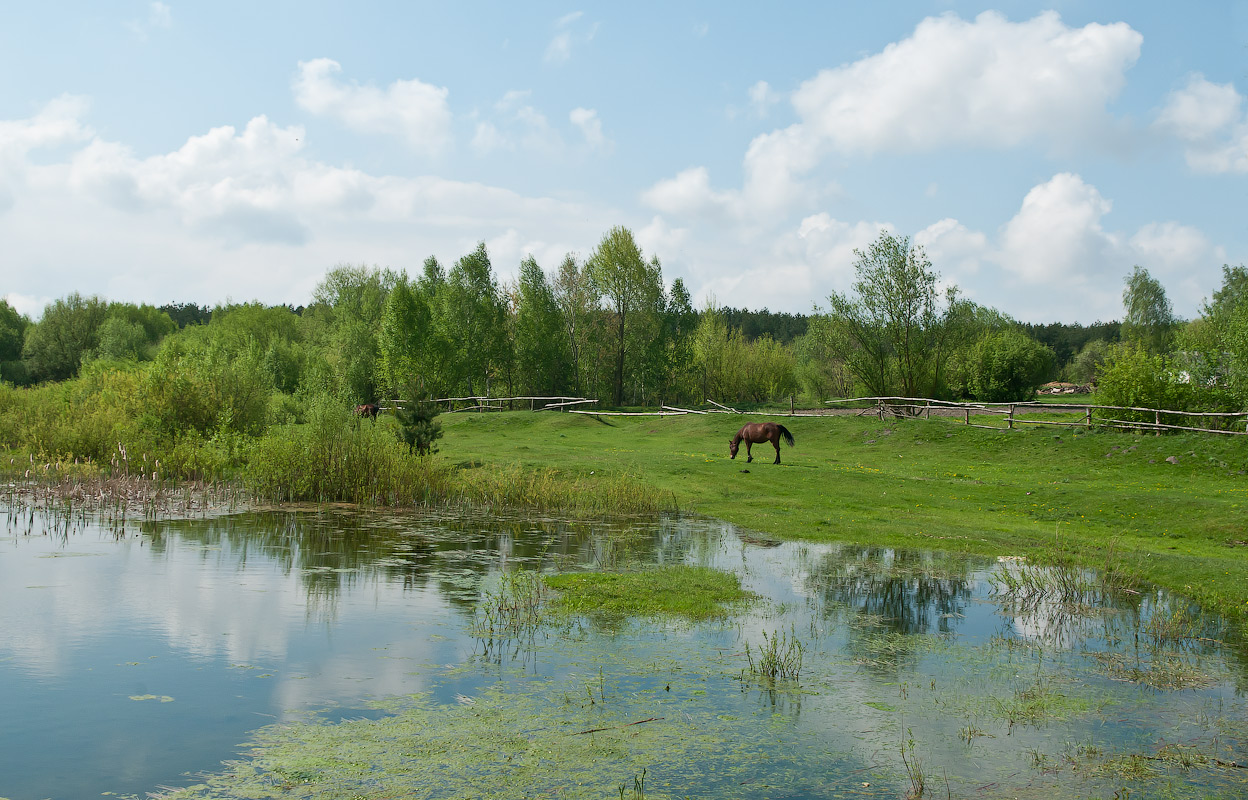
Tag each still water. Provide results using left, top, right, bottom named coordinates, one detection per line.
left=1, top=505, right=1245, bottom=799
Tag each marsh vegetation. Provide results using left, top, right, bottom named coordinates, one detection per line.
left=3, top=504, right=1247, bottom=799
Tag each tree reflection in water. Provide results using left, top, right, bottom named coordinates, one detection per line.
left=800, top=546, right=979, bottom=675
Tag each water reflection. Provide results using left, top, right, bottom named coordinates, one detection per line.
left=1, top=505, right=1246, bottom=800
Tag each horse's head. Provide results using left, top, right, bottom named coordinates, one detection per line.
left=728, top=439, right=739, bottom=458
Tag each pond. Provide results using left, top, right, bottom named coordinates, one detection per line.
left=1, top=504, right=1246, bottom=799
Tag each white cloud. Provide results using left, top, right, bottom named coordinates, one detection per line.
left=126, top=2, right=172, bottom=40
left=471, top=90, right=566, bottom=156
left=647, top=171, right=1224, bottom=324
left=747, top=81, right=780, bottom=118
left=1155, top=74, right=1248, bottom=174
left=545, top=12, right=598, bottom=65
left=915, top=218, right=989, bottom=277
left=997, top=173, right=1117, bottom=285
left=651, top=11, right=1135, bottom=233
left=792, top=11, right=1141, bottom=155
left=293, top=59, right=452, bottom=155
left=641, top=167, right=732, bottom=219
left=570, top=107, right=607, bottom=150
left=939, top=174, right=1218, bottom=319
left=3, top=293, right=52, bottom=320
left=1129, top=221, right=1216, bottom=272
left=471, top=121, right=509, bottom=155
left=0, top=94, right=93, bottom=158
left=0, top=98, right=615, bottom=309
left=641, top=125, right=822, bottom=226
left=545, top=32, right=573, bottom=64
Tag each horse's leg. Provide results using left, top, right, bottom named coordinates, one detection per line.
left=772, top=435, right=781, bottom=464
left=746, top=441, right=753, bottom=463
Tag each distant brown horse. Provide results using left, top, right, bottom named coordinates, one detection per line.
left=729, top=422, right=795, bottom=464
left=354, top=403, right=380, bottom=419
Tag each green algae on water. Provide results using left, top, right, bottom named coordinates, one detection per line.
left=544, top=565, right=756, bottom=620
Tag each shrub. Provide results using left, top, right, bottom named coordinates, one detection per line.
left=1096, top=343, right=1189, bottom=423
left=966, top=330, right=1055, bottom=402
left=243, top=396, right=451, bottom=504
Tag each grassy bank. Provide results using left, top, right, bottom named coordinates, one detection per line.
left=435, top=410, right=1248, bottom=629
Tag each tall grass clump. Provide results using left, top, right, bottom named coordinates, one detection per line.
left=453, top=462, right=675, bottom=515
left=473, top=569, right=548, bottom=640
left=744, top=626, right=805, bottom=682
left=243, top=396, right=452, bottom=505
left=989, top=530, right=1137, bottom=608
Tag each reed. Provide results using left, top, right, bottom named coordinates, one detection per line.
left=899, top=729, right=928, bottom=799
left=473, top=568, right=548, bottom=640
left=451, top=462, right=675, bottom=515
left=243, top=398, right=454, bottom=506
left=744, top=626, right=805, bottom=682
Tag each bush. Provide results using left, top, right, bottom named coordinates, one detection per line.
left=243, top=396, right=451, bottom=504
left=1096, top=344, right=1189, bottom=423
left=966, top=330, right=1054, bottom=402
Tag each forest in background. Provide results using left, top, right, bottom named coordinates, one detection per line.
left=1, top=226, right=1246, bottom=480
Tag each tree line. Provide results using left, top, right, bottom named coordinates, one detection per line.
left=2, top=228, right=1245, bottom=420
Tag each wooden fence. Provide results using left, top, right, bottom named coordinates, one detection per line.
left=400, top=393, right=1247, bottom=436
left=425, top=395, right=596, bottom=413
left=824, top=397, right=1248, bottom=436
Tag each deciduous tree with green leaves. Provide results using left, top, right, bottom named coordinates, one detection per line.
left=1121, top=265, right=1175, bottom=354
left=512, top=256, right=570, bottom=396
left=553, top=253, right=600, bottom=397
left=824, top=232, right=966, bottom=399
left=586, top=226, right=665, bottom=406
left=22, top=293, right=110, bottom=382
left=444, top=243, right=510, bottom=396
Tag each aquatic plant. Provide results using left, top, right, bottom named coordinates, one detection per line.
left=544, top=566, right=753, bottom=620
left=744, top=626, right=805, bottom=682
left=618, top=768, right=646, bottom=800
left=899, top=728, right=927, bottom=799
left=473, top=568, right=548, bottom=640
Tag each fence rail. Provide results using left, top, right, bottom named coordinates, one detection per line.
left=825, top=397, right=1248, bottom=436
left=402, top=393, right=1247, bottom=436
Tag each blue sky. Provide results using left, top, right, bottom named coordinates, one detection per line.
left=2, top=2, right=1245, bottom=323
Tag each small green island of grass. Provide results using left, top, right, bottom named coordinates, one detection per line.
left=544, top=565, right=755, bottom=620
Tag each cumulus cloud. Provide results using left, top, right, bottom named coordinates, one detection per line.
left=649, top=11, right=1137, bottom=236
left=793, top=11, right=1141, bottom=154
left=0, top=98, right=612, bottom=308
left=998, top=173, right=1118, bottom=284
left=1155, top=74, right=1248, bottom=173
left=293, top=58, right=452, bottom=154
left=935, top=174, right=1219, bottom=319
left=0, top=94, right=93, bottom=159
left=647, top=170, right=1224, bottom=323
left=914, top=218, right=989, bottom=277
left=641, top=125, right=822, bottom=225
left=641, top=167, right=733, bottom=219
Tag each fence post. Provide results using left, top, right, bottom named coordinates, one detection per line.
left=1155, top=409, right=1161, bottom=436
left=790, top=395, right=795, bottom=415
left=1085, top=407, right=1091, bottom=429
left=925, top=401, right=930, bottom=419
left=878, top=400, right=885, bottom=422
left=1008, top=405, right=1015, bottom=430
left=965, top=407, right=970, bottom=426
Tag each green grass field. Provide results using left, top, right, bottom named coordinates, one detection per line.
left=438, top=409, right=1248, bottom=630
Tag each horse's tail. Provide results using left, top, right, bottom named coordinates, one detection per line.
left=777, top=424, right=795, bottom=447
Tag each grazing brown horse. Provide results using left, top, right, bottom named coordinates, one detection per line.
left=729, top=422, right=795, bottom=464
left=354, top=403, right=380, bottom=419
